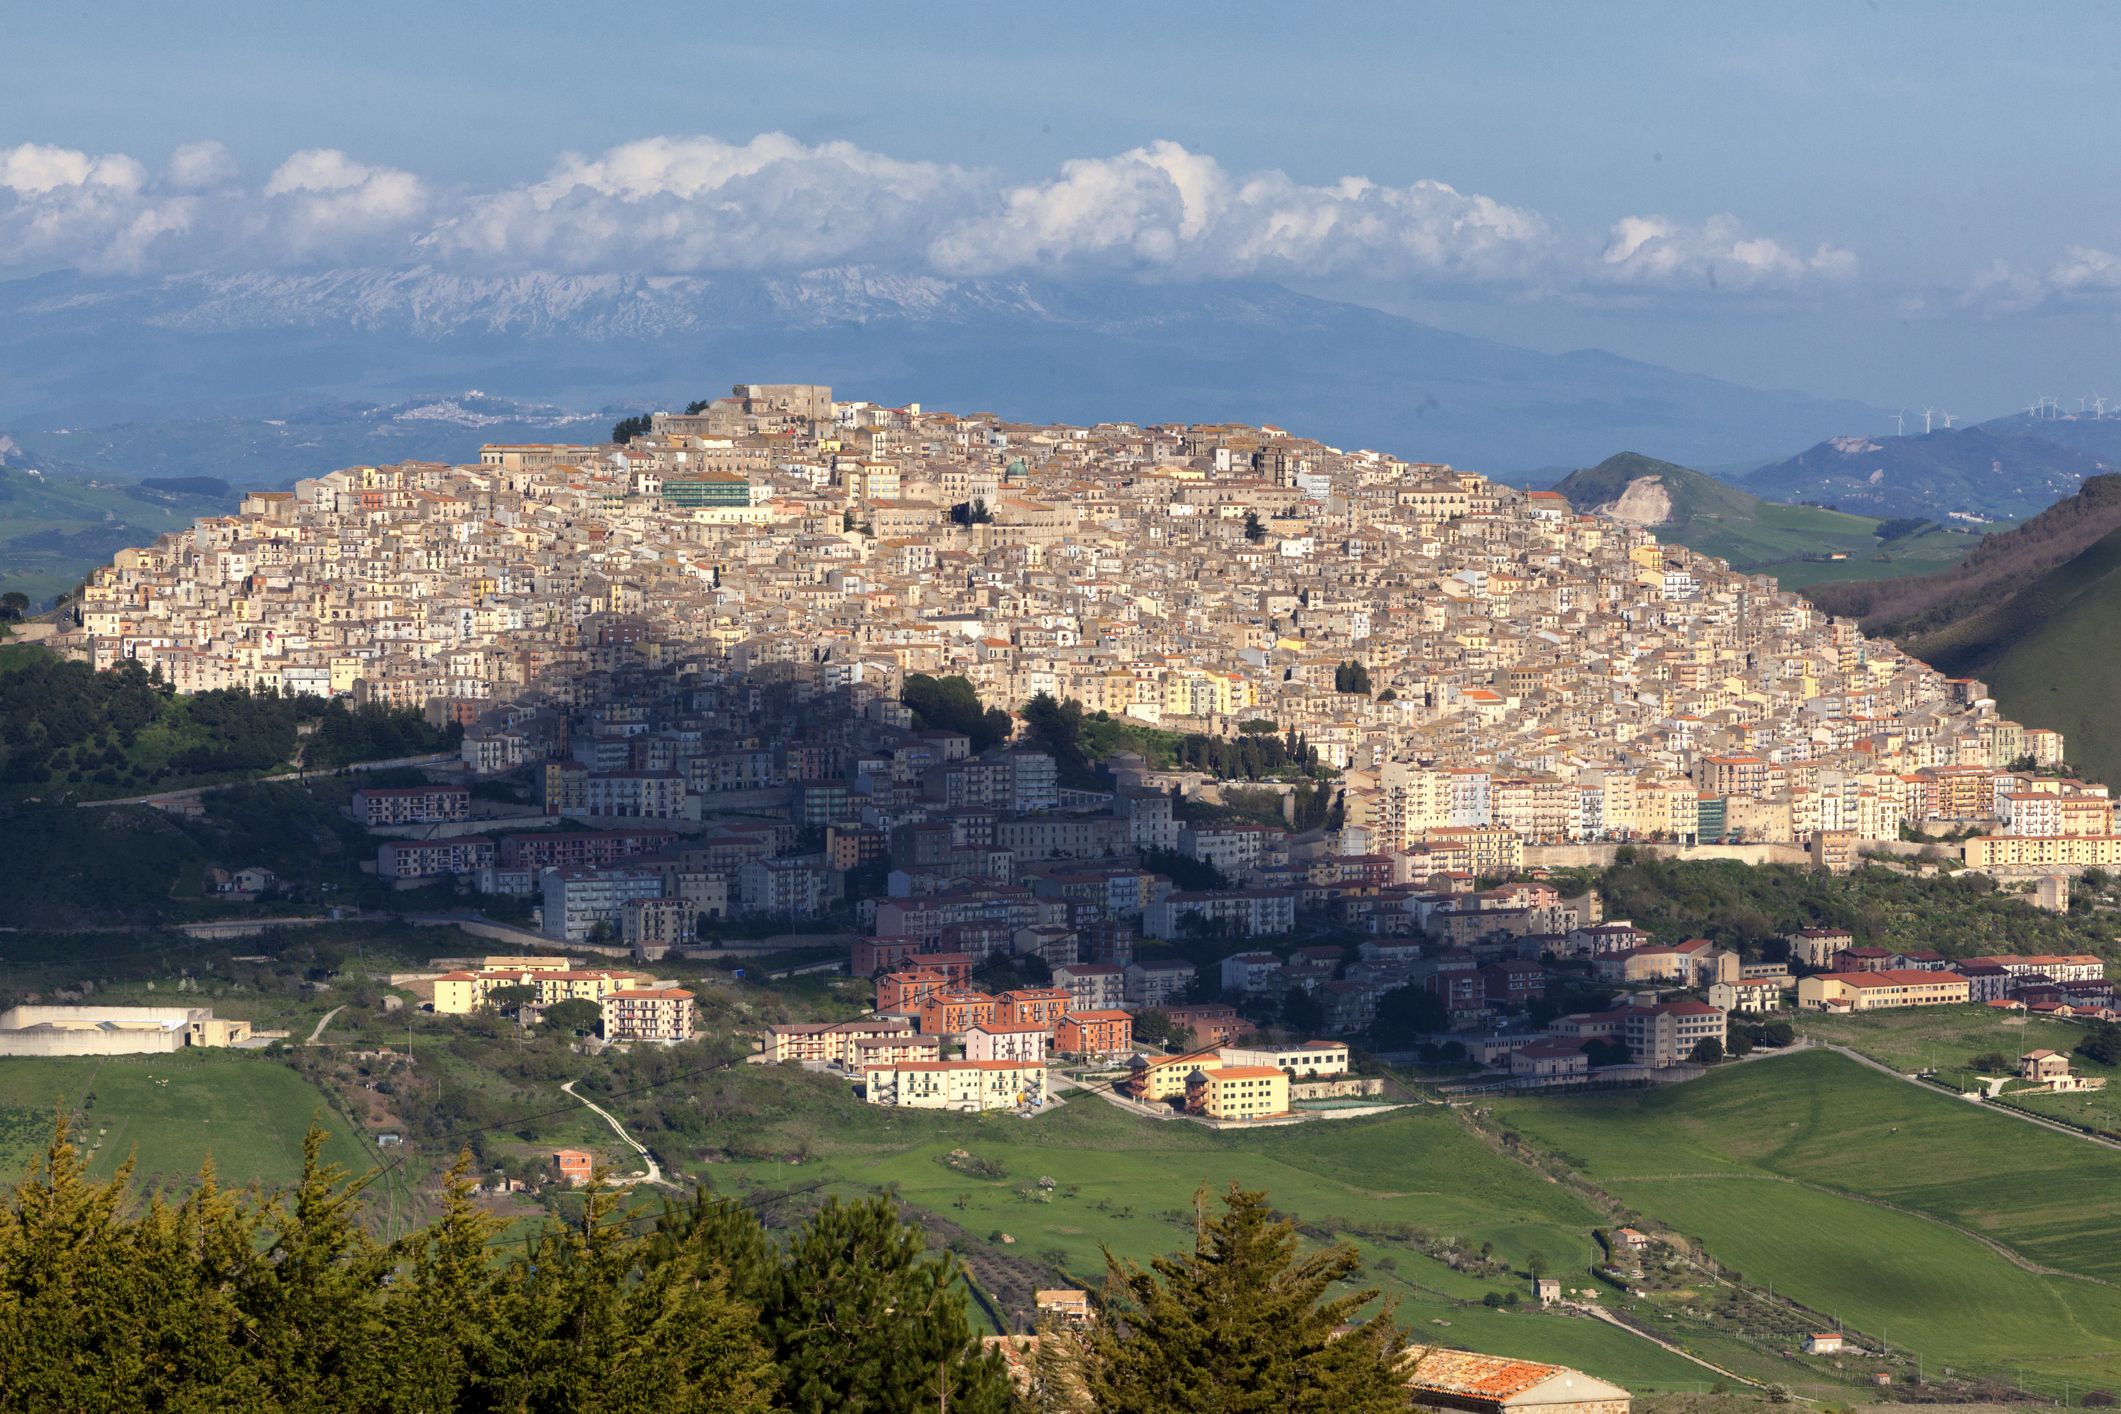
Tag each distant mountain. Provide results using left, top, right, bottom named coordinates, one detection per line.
left=12, top=393, right=610, bottom=491
left=1743, top=426, right=2108, bottom=523
left=1552, top=451, right=1973, bottom=587
left=0, top=266, right=1882, bottom=473
left=1807, top=474, right=2121, bottom=784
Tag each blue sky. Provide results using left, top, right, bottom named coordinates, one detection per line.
left=6, top=0, right=2121, bottom=415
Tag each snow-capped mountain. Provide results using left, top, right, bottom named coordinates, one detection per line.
left=0, top=265, right=1879, bottom=472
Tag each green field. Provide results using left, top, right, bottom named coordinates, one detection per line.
left=1793, top=1007, right=2121, bottom=1140
left=0, top=1050, right=374, bottom=1191
left=676, top=1070, right=1831, bottom=1390
left=1493, top=1050, right=2121, bottom=1388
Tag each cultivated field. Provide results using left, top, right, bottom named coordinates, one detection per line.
left=0, top=1050, right=373, bottom=1191
left=1492, top=1050, right=2121, bottom=1390
left=1793, top=1006, right=2121, bottom=1137
left=700, top=1069, right=1840, bottom=1391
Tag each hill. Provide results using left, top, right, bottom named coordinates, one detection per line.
left=1494, top=1049, right=2121, bottom=1391
left=0, top=266, right=1883, bottom=474
left=1805, top=475, right=2121, bottom=781
left=1552, top=451, right=1972, bottom=586
left=0, top=461, right=237, bottom=606
left=1744, top=425, right=2108, bottom=522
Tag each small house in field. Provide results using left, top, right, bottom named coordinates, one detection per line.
left=1804, top=1332, right=1844, bottom=1356
left=2020, top=1049, right=2071, bottom=1083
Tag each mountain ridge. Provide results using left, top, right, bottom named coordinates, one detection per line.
left=0, top=265, right=1880, bottom=472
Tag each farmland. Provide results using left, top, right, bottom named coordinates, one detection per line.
left=1791, top=1006, right=2121, bottom=1138
left=1492, top=1049, right=2121, bottom=1390
left=0, top=1050, right=373, bottom=1192
left=695, top=1074, right=1765, bottom=1389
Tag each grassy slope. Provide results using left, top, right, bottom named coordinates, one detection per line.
left=1955, top=529, right=2121, bottom=785
left=1553, top=453, right=1972, bottom=585
left=703, top=1080, right=1729, bottom=1388
left=1792, top=1006, right=2121, bottom=1140
left=1493, top=1050, right=2121, bottom=1383
left=0, top=1051, right=372, bottom=1191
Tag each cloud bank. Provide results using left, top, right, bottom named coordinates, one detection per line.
left=0, top=132, right=1854, bottom=301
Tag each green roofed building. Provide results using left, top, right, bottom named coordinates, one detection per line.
left=661, top=475, right=751, bottom=509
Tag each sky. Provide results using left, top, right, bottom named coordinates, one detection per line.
left=5, top=0, right=2121, bottom=417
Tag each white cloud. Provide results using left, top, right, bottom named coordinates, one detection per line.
left=164, top=140, right=240, bottom=192
left=424, top=133, right=968, bottom=273
left=0, top=142, right=144, bottom=196
left=0, top=132, right=1856, bottom=303
left=1963, top=246, right=2121, bottom=312
left=1597, top=214, right=1856, bottom=293
left=928, top=140, right=1552, bottom=285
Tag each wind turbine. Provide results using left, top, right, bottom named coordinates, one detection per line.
left=1892, top=410, right=1906, bottom=437
left=1922, top=407, right=1935, bottom=434
left=1940, top=409, right=1957, bottom=430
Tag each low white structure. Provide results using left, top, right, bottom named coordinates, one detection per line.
left=0, top=1006, right=253, bottom=1057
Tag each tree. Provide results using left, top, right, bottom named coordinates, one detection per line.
left=1087, top=1184, right=1408, bottom=1413
left=541, top=998, right=603, bottom=1035
left=1689, top=1037, right=1724, bottom=1066
left=0, top=591, right=27, bottom=622
left=610, top=413, right=653, bottom=444
left=1242, top=511, right=1266, bottom=543
left=1021, top=691, right=1095, bottom=787
left=2076, top=1022, right=2121, bottom=1068
left=1370, top=984, right=1448, bottom=1050
left=1584, top=1038, right=1630, bottom=1068
left=901, top=673, right=1011, bottom=752
left=1332, top=660, right=1373, bottom=694
left=1132, top=1008, right=1180, bottom=1047
left=484, top=983, right=537, bottom=1015
left=1279, top=989, right=1325, bottom=1036
left=760, top=1196, right=1009, bottom=1414
left=684, top=398, right=711, bottom=414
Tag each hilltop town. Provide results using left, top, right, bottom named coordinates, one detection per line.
left=11, top=382, right=2121, bottom=1404
left=30, top=381, right=2121, bottom=1103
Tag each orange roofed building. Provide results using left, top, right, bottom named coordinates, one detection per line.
left=1402, top=1347, right=1632, bottom=1414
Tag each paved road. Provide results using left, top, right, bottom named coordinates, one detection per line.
left=561, top=1079, right=677, bottom=1188
left=79, top=752, right=458, bottom=809
left=306, top=1005, right=345, bottom=1046
left=1572, top=1303, right=1763, bottom=1387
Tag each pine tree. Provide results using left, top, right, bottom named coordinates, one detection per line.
left=761, top=1196, right=1010, bottom=1414
left=1087, top=1184, right=1408, bottom=1414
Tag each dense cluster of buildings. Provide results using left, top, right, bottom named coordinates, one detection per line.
left=64, top=382, right=2077, bottom=871
left=54, top=380, right=2114, bottom=1083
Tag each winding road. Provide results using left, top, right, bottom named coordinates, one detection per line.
left=305, top=1005, right=344, bottom=1045
left=560, top=1079, right=676, bottom=1188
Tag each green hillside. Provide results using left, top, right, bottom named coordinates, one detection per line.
left=1494, top=1049, right=2121, bottom=1391
left=1942, top=527, right=2121, bottom=785
left=0, top=464, right=235, bottom=606
left=1553, top=452, right=1972, bottom=587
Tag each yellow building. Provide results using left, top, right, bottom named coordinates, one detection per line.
left=429, top=966, right=646, bottom=1015
left=1124, top=1053, right=1220, bottom=1103
left=862, top=1059, right=1047, bottom=1111
left=1185, top=1065, right=1290, bottom=1121
left=1965, top=835, right=2121, bottom=870
left=1796, top=969, right=1970, bottom=1012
